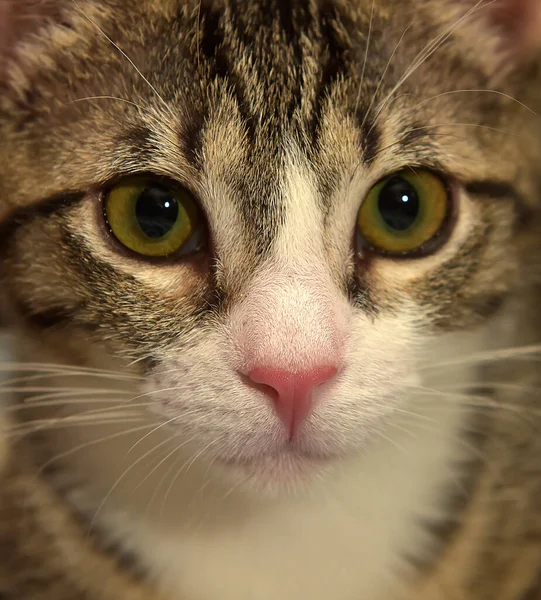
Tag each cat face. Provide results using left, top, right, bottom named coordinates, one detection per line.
left=1, top=0, right=540, bottom=486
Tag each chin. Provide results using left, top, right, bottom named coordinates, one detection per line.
left=213, top=448, right=340, bottom=494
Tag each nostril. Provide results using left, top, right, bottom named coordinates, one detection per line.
left=240, top=374, right=280, bottom=404
left=243, top=366, right=338, bottom=437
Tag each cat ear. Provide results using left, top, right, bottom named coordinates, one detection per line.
left=0, top=1, right=66, bottom=83
left=450, top=0, right=541, bottom=77
left=484, top=0, right=541, bottom=61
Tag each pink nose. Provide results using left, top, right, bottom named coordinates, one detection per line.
left=247, top=366, right=338, bottom=438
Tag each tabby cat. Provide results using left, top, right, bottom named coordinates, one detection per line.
left=1, top=0, right=541, bottom=598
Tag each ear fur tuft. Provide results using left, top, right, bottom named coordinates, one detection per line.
left=421, top=0, right=541, bottom=80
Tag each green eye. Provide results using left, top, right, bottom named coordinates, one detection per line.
left=103, top=176, right=203, bottom=257
left=357, top=169, right=450, bottom=255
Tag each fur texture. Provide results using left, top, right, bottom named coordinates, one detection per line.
left=1, top=1, right=541, bottom=599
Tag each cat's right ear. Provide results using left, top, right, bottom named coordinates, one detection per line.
left=0, top=0, right=68, bottom=85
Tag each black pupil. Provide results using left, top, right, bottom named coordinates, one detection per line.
left=378, top=177, right=420, bottom=231
left=135, top=185, right=179, bottom=239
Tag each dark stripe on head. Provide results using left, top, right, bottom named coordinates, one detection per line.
left=275, top=0, right=312, bottom=63
left=276, top=0, right=312, bottom=123
left=116, top=125, right=154, bottom=160
left=344, top=255, right=378, bottom=316
left=198, top=2, right=255, bottom=141
left=397, top=122, right=435, bottom=152
left=178, top=112, right=206, bottom=167
left=360, top=117, right=381, bottom=164
left=309, top=3, right=349, bottom=144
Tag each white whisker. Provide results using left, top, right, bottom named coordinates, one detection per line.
left=369, top=1, right=492, bottom=129
left=407, top=89, right=536, bottom=115
left=36, top=423, right=157, bottom=473
left=67, top=95, right=145, bottom=111
left=421, top=344, right=541, bottom=371
left=354, top=0, right=375, bottom=116
left=126, top=415, right=181, bottom=455
left=88, top=434, right=178, bottom=535
left=72, top=2, right=175, bottom=118
left=360, top=20, right=412, bottom=132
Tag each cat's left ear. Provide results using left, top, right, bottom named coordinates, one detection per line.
left=444, top=0, right=541, bottom=78
left=487, top=0, right=541, bottom=62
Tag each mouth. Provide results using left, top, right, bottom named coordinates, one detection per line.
left=215, top=446, right=339, bottom=485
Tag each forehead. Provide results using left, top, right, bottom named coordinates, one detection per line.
left=92, top=0, right=500, bottom=163
left=1, top=0, right=513, bottom=230
left=105, top=2, right=450, bottom=181
left=117, top=3, right=495, bottom=213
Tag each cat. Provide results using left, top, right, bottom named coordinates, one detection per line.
left=1, top=0, right=541, bottom=598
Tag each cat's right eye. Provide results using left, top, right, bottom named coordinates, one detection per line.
left=103, top=176, right=204, bottom=258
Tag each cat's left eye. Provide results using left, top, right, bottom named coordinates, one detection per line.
left=103, top=176, right=204, bottom=258
left=357, top=169, right=450, bottom=256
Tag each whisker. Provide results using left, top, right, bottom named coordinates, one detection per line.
left=354, top=0, right=375, bottom=116
left=73, top=2, right=174, bottom=118
left=411, top=388, right=541, bottom=420
left=369, top=132, right=472, bottom=162
left=180, top=439, right=219, bottom=479
left=391, top=405, right=439, bottom=424
left=35, top=423, right=157, bottom=473
left=129, top=386, right=186, bottom=400
left=435, top=381, right=541, bottom=394
left=5, top=399, right=152, bottom=416
left=134, top=433, right=199, bottom=496
left=189, top=471, right=250, bottom=533
left=0, top=372, right=133, bottom=389
left=420, top=344, right=541, bottom=371
left=372, top=427, right=408, bottom=456
left=67, top=95, right=146, bottom=111
left=387, top=417, right=491, bottom=467
left=88, top=434, right=177, bottom=535
left=5, top=415, right=150, bottom=440
left=401, top=122, right=514, bottom=138
left=4, top=398, right=144, bottom=413
left=407, top=89, right=536, bottom=115
left=360, top=20, right=413, bottom=132
left=160, top=438, right=219, bottom=514
left=429, top=394, right=536, bottom=412
left=125, top=415, right=181, bottom=455
left=149, top=448, right=187, bottom=516
left=0, top=362, right=142, bottom=380
left=1, top=386, right=131, bottom=398
left=370, top=0, right=492, bottom=127
left=160, top=450, right=192, bottom=516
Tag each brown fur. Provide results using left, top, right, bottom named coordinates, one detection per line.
left=1, top=0, right=541, bottom=598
